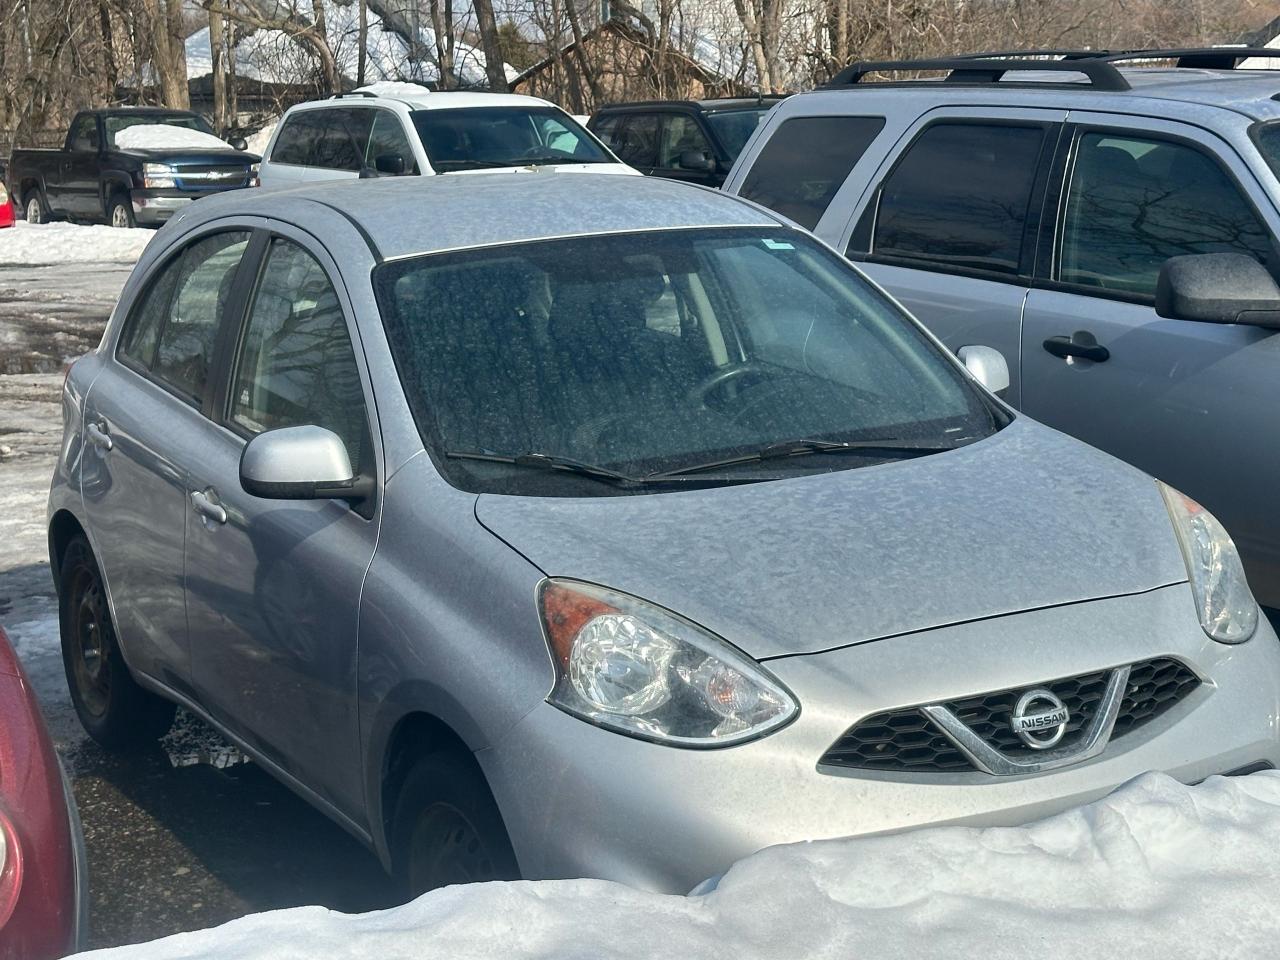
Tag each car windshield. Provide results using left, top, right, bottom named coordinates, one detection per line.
left=104, top=113, right=212, bottom=147
left=410, top=107, right=612, bottom=172
left=705, top=108, right=773, bottom=159
left=1255, top=122, right=1280, bottom=179
left=375, top=228, right=1004, bottom=496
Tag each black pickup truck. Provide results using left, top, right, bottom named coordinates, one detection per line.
left=9, top=107, right=259, bottom=228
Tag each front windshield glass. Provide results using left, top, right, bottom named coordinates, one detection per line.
left=410, top=107, right=611, bottom=172
left=375, top=228, right=1004, bottom=496
left=706, top=108, right=773, bottom=159
left=104, top=113, right=212, bottom=147
left=1255, top=122, right=1280, bottom=179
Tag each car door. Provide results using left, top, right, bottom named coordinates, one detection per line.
left=841, top=108, right=1066, bottom=407
left=1020, top=115, right=1280, bottom=607
left=53, top=115, right=100, bottom=216
left=182, top=227, right=380, bottom=823
left=80, top=228, right=255, bottom=696
left=609, top=112, right=660, bottom=175
left=653, top=112, right=719, bottom=185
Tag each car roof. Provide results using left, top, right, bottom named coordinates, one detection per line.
left=799, top=64, right=1280, bottom=122
left=178, top=173, right=781, bottom=261
left=290, top=86, right=558, bottom=113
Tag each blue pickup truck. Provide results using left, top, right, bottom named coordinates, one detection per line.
left=8, top=107, right=258, bottom=228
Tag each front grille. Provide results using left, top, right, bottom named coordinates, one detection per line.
left=820, top=657, right=1199, bottom=774
left=173, top=164, right=250, bottom=190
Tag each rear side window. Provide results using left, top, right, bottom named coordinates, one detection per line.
left=872, top=123, right=1047, bottom=276
left=119, top=231, right=251, bottom=404
left=739, top=116, right=885, bottom=231
left=271, top=112, right=315, bottom=165
left=1058, top=132, right=1272, bottom=297
left=612, top=114, right=660, bottom=168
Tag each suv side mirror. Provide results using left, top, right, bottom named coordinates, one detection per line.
left=957, top=345, right=1010, bottom=397
left=679, top=150, right=716, bottom=173
left=228, top=136, right=248, bottom=152
left=240, top=425, right=366, bottom=502
left=374, top=153, right=407, bottom=175
left=1155, top=253, right=1280, bottom=329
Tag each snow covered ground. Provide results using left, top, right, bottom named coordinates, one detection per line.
left=70, top=769, right=1280, bottom=959
left=0, top=221, right=155, bottom=267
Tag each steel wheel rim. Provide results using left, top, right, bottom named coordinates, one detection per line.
left=26, top=197, right=40, bottom=223
left=69, top=565, right=112, bottom=717
left=408, top=804, right=496, bottom=893
left=111, top=204, right=130, bottom=228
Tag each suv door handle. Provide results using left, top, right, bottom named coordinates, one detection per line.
left=86, top=421, right=113, bottom=451
left=190, top=489, right=228, bottom=525
left=1043, top=332, right=1110, bottom=364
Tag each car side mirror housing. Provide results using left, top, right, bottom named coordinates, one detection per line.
left=1155, top=253, right=1280, bottom=329
left=958, top=345, right=1010, bottom=398
left=228, top=136, right=248, bottom=152
left=374, top=153, right=408, bottom=175
left=240, top=425, right=366, bottom=502
left=679, top=150, right=716, bottom=173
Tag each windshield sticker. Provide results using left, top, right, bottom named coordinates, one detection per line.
left=762, top=239, right=794, bottom=250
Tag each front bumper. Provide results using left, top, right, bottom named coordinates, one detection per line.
left=481, top=583, right=1280, bottom=893
left=130, top=190, right=193, bottom=225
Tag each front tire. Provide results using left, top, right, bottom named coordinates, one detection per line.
left=107, top=193, right=135, bottom=229
left=58, top=535, right=175, bottom=750
left=24, top=189, right=47, bottom=224
left=391, top=751, right=519, bottom=899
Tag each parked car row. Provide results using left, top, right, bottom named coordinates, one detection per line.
left=43, top=47, right=1280, bottom=910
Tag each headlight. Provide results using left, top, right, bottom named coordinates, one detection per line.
left=143, top=162, right=175, bottom=188
left=1159, top=481, right=1257, bottom=643
left=538, top=580, right=798, bottom=746
left=0, top=182, right=8, bottom=204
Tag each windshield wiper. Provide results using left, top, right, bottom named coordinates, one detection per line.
left=646, top=437, right=962, bottom=480
left=445, top=450, right=642, bottom=486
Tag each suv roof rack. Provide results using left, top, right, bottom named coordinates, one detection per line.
left=826, top=47, right=1280, bottom=91
left=825, top=57, right=1131, bottom=91
left=330, top=90, right=379, bottom=99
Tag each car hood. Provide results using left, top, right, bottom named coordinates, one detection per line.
left=475, top=418, right=1189, bottom=660
left=117, top=148, right=259, bottom=164
left=447, top=162, right=639, bottom=177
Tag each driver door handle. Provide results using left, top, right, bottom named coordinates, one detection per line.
left=86, top=421, right=113, bottom=451
left=190, top=489, right=227, bottom=525
left=1043, top=332, right=1110, bottom=364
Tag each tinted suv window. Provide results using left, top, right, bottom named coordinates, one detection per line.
left=610, top=113, right=660, bottom=168
left=120, top=232, right=251, bottom=404
left=658, top=115, right=712, bottom=169
left=1059, top=132, right=1272, bottom=296
left=366, top=110, right=417, bottom=173
left=231, top=238, right=369, bottom=473
left=739, top=116, right=885, bottom=230
left=271, top=112, right=315, bottom=165
left=272, top=108, right=375, bottom=171
left=873, top=123, right=1046, bottom=276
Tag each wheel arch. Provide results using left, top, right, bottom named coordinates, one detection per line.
left=100, top=172, right=134, bottom=217
left=48, top=509, right=89, bottom=586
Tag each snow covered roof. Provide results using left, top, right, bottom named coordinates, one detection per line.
left=348, top=81, right=554, bottom=110
left=184, top=0, right=516, bottom=88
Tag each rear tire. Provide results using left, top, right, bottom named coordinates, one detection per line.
left=107, top=193, right=135, bottom=229
left=390, top=750, right=519, bottom=899
left=24, top=189, right=47, bottom=224
left=58, top=535, right=175, bottom=750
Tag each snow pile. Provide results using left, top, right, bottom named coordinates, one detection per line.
left=72, top=770, right=1280, bottom=959
left=245, top=120, right=278, bottom=157
left=114, top=125, right=234, bottom=151
left=0, top=222, right=153, bottom=266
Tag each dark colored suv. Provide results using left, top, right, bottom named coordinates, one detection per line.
left=589, top=97, right=784, bottom=186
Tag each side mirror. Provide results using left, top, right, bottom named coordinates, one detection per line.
left=374, top=153, right=408, bottom=175
left=228, top=136, right=249, bottom=152
left=958, top=345, right=1010, bottom=398
left=240, top=425, right=364, bottom=501
left=1155, top=253, right=1280, bottom=329
left=678, top=150, right=716, bottom=173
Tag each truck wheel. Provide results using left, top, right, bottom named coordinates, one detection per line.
left=107, top=193, right=135, bottom=229
left=58, top=534, right=175, bottom=750
left=24, top=190, right=47, bottom=224
left=391, top=749, right=519, bottom=899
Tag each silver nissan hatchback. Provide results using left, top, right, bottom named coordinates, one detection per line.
left=48, top=174, right=1280, bottom=897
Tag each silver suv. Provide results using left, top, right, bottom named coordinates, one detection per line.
left=725, top=49, right=1280, bottom=611
left=48, top=173, right=1280, bottom=897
